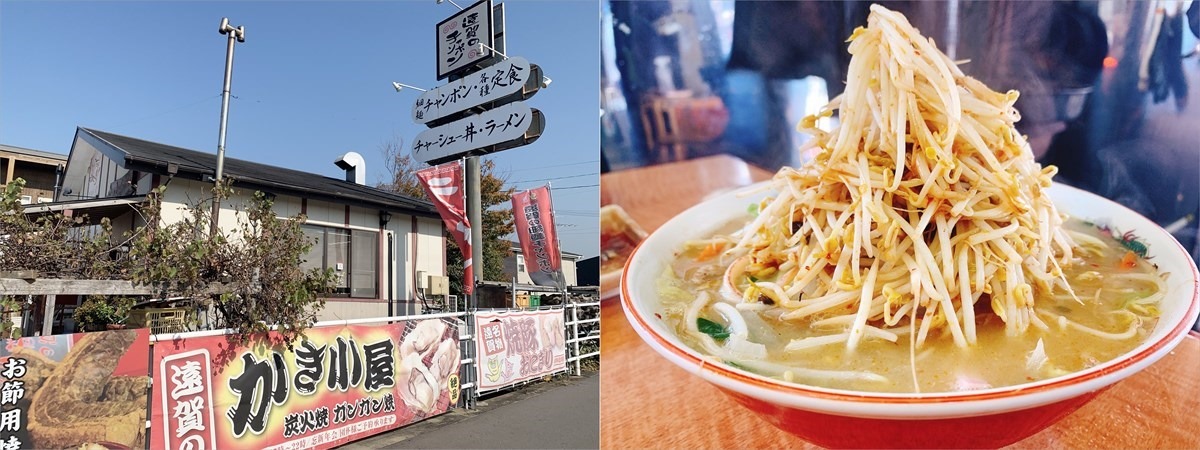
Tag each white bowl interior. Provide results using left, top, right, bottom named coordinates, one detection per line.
left=623, top=182, right=1199, bottom=418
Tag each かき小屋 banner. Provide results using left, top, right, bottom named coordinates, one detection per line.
left=474, top=309, right=566, bottom=391
left=150, top=319, right=461, bottom=450
left=0, top=329, right=151, bottom=450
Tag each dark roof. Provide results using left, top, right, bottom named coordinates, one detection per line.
left=0, top=144, right=67, bottom=162
left=80, top=128, right=436, bottom=217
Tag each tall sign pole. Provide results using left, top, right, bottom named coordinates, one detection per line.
left=466, top=157, right=483, bottom=310
left=416, top=0, right=547, bottom=310
left=211, top=17, right=245, bottom=235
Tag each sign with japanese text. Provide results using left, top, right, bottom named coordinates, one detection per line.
left=150, top=319, right=461, bottom=450
left=512, top=185, right=562, bottom=287
left=414, top=56, right=538, bottom=125
left=474, top=309, right=566, bottom=391
left=436, top=0, right=494, bottom=80
left=416, top=160, right=474, bottom=294
left=411, top=101, right=543, bottom=165
left=0, top=329, right=151, bottom=449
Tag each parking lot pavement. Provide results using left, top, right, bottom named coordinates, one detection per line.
left=340, top=370, right=599, bottom=450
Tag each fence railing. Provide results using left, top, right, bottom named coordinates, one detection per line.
left=565, top=301, right=600, bottom=376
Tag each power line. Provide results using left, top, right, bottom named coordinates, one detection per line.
left=549, top=184, right=599, bottom=190
left=510, top=172, right=599, bottom=184
left=503, top=160, right=599, bottom=173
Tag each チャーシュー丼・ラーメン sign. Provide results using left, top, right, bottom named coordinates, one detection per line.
left=411, top=101, right=544, bottom=165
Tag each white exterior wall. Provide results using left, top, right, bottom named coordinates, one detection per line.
left=301, top=198, right=340, bottom=225
left=272, top=195, right=303, bottom=217
left=508, top=252, right=580, bottom=287
left=159, top=179, right=252, bottom=238
left=561, top=258, right=578, bottom=286
left=393, top=215, right=447, bottom=315
left=416, top=217, right=446, bottom=311
left=513, top=255, right=531, bottom=285
left=157, top=179, right=446, bottom=321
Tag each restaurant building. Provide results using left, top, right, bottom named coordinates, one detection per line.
left=35, top=127, right=449, bottom=322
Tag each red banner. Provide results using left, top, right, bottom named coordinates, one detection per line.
left=512, top=185, right=562, bottom=287
left=416, top=160, right=474, bottom=294
left=150, top=319, right=461, bottom=450
left=0, top=329, right=151, bottom=449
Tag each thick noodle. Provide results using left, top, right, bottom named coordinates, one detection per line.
left=723, top=5, right=1078, bottom=350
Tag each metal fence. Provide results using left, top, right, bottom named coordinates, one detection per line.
left=565, top=301, right=600, bottom=376
left=456, top=299, right=601, bottom=405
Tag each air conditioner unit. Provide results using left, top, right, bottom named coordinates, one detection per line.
left=416, top=270, right=428, bottom=289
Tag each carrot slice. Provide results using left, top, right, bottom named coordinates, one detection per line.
left=1119, top=251, right=1137, bottom=269
left=696, top=242, right=727, bottom=262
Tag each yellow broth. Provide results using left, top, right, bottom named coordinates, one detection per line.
left=660, top=219, right=1162, bottom=393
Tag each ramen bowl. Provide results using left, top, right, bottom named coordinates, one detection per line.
left=621, top=182, right=1200, bottom=449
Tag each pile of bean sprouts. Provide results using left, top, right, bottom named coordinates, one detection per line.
left=719, top=5, right=1084, bottom=353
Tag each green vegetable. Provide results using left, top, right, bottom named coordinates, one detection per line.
left=747, top=202, right=759, bottom=217
left=725, top=360, right=754, bottom=372
left=697, top=317, right=730, bottom=340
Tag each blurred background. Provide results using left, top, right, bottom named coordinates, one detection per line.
left=599, top=0, right=1200, bottom=272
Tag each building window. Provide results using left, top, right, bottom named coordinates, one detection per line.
left=516, top=255, right=526, bottom=273
left=301, top=225, right=378, bottom=298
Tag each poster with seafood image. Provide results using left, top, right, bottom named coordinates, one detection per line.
left=474, top=309, right=567, bottom=391
left=149, top=319, right=460, bottom=450
left=0, top=329, right=152, bottom=450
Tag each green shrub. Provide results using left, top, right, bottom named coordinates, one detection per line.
left=72, top=296, right=135, bottom=331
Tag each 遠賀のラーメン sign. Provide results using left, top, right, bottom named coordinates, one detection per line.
left=436, top=0, right=494, bottom=80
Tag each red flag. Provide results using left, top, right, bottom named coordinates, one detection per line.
left=511, top=185, right=562, bottom=287
left=416, top=160, right=473, bottom=294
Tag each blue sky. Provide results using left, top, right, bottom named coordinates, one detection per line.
left=0, top=0, right=599, bottom=258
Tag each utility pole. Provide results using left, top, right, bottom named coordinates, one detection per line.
left=211, top=17, right=245, bottom=236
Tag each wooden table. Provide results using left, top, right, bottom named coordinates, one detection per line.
left=599, top=154, right=1200, bottom=449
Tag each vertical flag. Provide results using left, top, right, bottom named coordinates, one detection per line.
left=416, top=160, right=474, bottom=294
left=511, top=185, right=562, bottom=287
